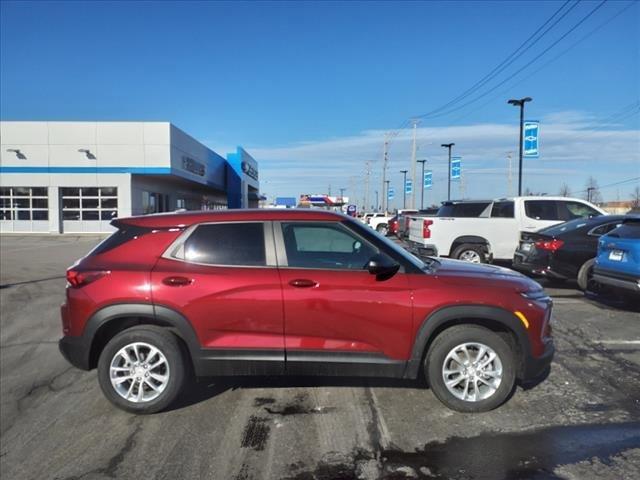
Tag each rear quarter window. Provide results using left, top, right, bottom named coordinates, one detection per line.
left=90, top=224, right=152, bottom=256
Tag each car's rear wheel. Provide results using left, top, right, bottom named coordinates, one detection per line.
left=577, top=258, right=596, bottom=291
left=426, top=325, right=516, bottom=412
left=451, top=244, right=487, bottom=263
left=97, top=326, right=187, bottom=414
left=376, top=224, right=389, bottom=236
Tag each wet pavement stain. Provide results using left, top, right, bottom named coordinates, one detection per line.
left=240, top=415, right=270, bottom=451
left=253, top=397, right=276, bottom=407
left=285, top=422, right=640, bottom=480
left=263, top=393, right=337, bottom=416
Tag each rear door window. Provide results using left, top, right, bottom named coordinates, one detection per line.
left=524, top=200, right=559, bottom=220
left=183, top=223, right=266, bottom=266
left=491, top=201, right=515, bottom=218
left=607, top=221, right=640, bottom=239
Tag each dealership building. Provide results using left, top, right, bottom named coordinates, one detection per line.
left=0, top=121, right=260, bottom=233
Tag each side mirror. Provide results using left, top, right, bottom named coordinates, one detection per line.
left=367, top=254, right=400, bottom=280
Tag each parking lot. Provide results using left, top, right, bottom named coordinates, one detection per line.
left=1, top=235, right=639, bottom=480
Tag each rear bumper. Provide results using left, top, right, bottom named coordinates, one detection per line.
left=593, top=270, right=640, bottom=294
left=59, top=336, right=91, bottom=370
left=521, top=340, right=555, bottom=381
left=512, top=254, right=567, bottom=280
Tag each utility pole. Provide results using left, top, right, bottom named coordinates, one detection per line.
left=384, top=180, right=390, bottom=212
left=339, top=187, right=346, bottom=203
left=416, top=159, right=426, bottom=210
left=441, top=143, right=455, bottom=201
left=364, top=160, right=370, bottom=213
left=587, top=187, right=595, bottom=203
left=507, top=97, right=532, bottom=196
left=400, top=170, right=408, bottom=209
left=507, top=151, right=513, bottom=197
left=328, top=184, right=332, bottom=196
left=410, top=119, right=419, bottom=208
left=381, top=135, right=389, bottom=213
left=459, top=172, right=466, bottom=199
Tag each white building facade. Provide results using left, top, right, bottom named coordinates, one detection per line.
left=0, top=122, right=260, bottom=233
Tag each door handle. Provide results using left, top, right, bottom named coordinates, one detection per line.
left=289, top=278, right=318, bottom=288
left=162, top=276, right=193, bottom=287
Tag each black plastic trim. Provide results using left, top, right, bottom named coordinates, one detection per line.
left=196, top=348, right=285, bottom=376
left=404, top=305, right=533, bottom=380
left=285, top=350, right=406, bottom=377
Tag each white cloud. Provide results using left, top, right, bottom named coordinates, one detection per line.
left=203, top=111, right=640, bottom=207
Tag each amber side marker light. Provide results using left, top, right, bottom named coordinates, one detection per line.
left=514, top=311, right=530, bottom=329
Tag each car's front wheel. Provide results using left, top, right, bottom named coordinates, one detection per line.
left=426, top=325, right=516, bottom=412
left=97, top=325, right=187, bottom=414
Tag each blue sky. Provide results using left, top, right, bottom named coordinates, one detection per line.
left=1, top=0, right=639, bottom=207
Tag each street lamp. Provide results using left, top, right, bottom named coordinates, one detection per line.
left=400, top=170, right=408, bottom=209
left=507, top=96, right=532, bottom=196
left=339, top=187, right=346, bottom=204
left=374, top=190, right=379, bottom=212
left=441, top=143, right=455, bottom=201
left=416, top=159, right=426, bottom=209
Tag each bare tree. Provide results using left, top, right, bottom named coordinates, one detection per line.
left=558, top=183, right=571, bottom=197
left=630, top=185, right=640, bottom=208
left=584, top=176, right=602, bottom=204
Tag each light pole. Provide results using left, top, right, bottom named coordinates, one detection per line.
left=400, top=170, right=408, bottom=209
left=507, top=97, right=532, bottom=196
left=384, top=180, right=390, bottom=213
left=339, top=187, right=346, bottom=204
left=416, top=159, right=426, bottom=210
left=441, top=143, right=455, bottom=201
left=374, top=190, right=379, bottom=211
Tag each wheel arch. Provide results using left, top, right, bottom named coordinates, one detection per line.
left=404, top=305, right=530, bottom=380
left=449, top=236, right=490, bottom=256
left=83, top=303, right=200, bottom=371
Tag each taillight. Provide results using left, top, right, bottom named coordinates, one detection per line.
left=390, top=220, right=398, bottom=233
left=423, top=219, right=433, bottom=239
left=534, top=239, right=564, bottom=252
left=66, top=269, right=110, bottom=288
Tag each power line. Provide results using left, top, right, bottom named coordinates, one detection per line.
left=573, top=177, right=640, bottom=195
left=422, top=0, right=577, bottom=117
left=419, top=0, right=609, bottom=120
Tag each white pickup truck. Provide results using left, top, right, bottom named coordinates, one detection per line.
left=407, top=196, right=607, bottom=263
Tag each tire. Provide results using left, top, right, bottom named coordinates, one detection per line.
left=376, top=224, right=389, bottom=236
left=425, top=325, right=516, bottom=413
left=97, top=325, right=187, bottom=414
left=451, top=244, right=487, bottom=263
left=577, top=258, right=595, bottom=291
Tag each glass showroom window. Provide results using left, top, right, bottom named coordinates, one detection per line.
left=0, top=187, right=49, bottom=220
left=61, top=187, right=118, bottom=221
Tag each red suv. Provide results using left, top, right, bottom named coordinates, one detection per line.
left=60, top=209, right=553, bottom=413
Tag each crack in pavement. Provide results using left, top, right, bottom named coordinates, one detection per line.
left=56, top=419, right=142, bottom=480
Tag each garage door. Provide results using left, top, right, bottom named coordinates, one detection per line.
left=61, top=187, right=118, bottom=233
left=0, top=187, right=49, bottom=233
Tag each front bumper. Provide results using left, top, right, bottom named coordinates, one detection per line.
left=59, top=336, right=91, bottom=370
left=521, top=340, right=555, bottom=381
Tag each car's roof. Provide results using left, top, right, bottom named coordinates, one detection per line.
left=116, top=208, right=348, bottom=228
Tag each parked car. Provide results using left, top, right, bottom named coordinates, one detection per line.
left=388, top=214, right=400, bottom=236
left=593, top=216, right=640, bottom=296
left=512, top=215, right=627, bottom=290
left=407, top=196, right=606, bottom=263
left=397, top=208, right=439, bottom=238
left=360, top=212, right=385, bottom=225
left=60, top=209, right=553, bottom=414
left=370, top=209, right=417, bottom=236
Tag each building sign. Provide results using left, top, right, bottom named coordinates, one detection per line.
left=241, top=161, right=259, bottom=181
left=523, top=120, right=540, bottom=158
left=182, top=156, right=205, bottom=176
left=451, top=157, right=461, bottom=180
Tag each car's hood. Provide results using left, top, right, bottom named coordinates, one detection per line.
left=429, top=258, right=542, bottom=292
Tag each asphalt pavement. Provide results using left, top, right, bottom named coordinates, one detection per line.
left=1, top=235, right=639, bottom=480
